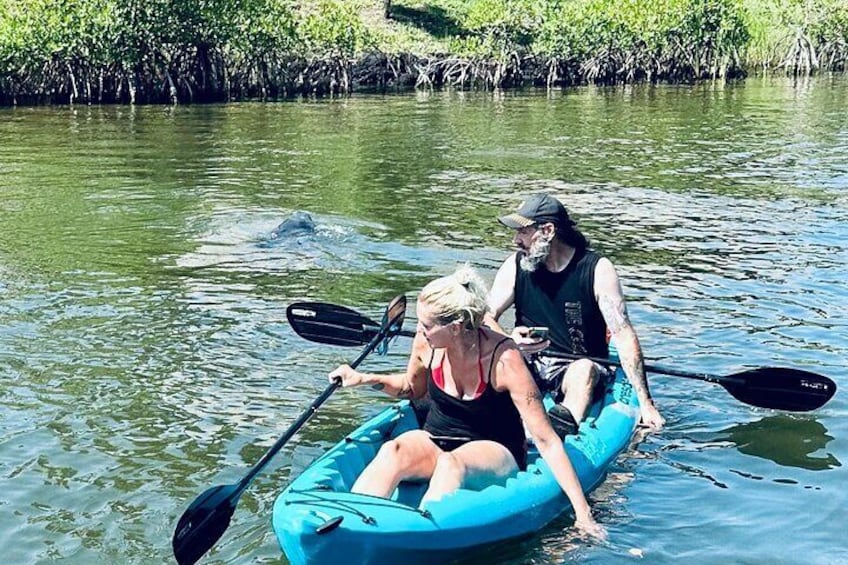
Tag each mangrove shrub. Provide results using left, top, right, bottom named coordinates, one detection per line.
left=1, top=0, right=847, bottom=105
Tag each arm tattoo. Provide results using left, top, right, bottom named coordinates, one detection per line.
left=622, top=355, right=649, bottom=398
left=598, top=294, right=631, bottom=334
left=397, top=380, right=413, bottom=399
left=371, top=383, right=385, bottom=391
left=525, top=388, right=542, bottom=406
left=616, top=330, right=652, bottom=403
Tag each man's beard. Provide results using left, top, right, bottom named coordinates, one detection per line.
left=519, top=236, right=551, bottom=272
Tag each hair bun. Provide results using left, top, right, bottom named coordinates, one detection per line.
left=454, top=264, right=482, bottom=290
left=419, top=264, right=489, bottom=330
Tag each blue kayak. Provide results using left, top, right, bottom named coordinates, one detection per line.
left=273, top=365, right=640, bottom=565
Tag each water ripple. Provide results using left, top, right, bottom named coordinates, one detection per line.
left=1, top=78, right=846, bottom=564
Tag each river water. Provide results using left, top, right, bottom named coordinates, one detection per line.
left=1, top=76, right=846, bottom=564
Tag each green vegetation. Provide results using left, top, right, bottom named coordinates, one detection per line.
left=1, top=0, right=846, bottom=104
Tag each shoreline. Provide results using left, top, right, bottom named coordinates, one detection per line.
left=4, top=50, right=844, bottom=107
left=2, top=0, right=845, bottom=107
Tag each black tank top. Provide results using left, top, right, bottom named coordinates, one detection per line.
left=423, top=335, right=527, bottom=470
left=514, top=248, right=609, bottom=358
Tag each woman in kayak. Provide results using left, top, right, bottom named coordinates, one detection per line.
left=329, top=265, right=604, bottom=538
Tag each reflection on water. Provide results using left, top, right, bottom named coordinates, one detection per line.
left=718, top=414, right=840, bottom=471
left=644, top=412, right=841, bottom=499
left=451, top=467, right=642, bottom=564
left=1, top=77, right=847, bottom=564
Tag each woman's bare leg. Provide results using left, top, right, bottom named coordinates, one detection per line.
left=351, top=430, right=440, bottom=497
left=420, top=440, right=518, bottom=506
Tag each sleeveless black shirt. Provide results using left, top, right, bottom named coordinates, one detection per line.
left=514, top=248, right=609, bottom=358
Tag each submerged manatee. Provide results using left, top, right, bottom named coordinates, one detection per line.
left=270, top=211, right=316, bottom=240
left=254, top=211, right=479, bottom=272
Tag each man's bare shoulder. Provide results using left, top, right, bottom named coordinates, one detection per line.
left=593, top=256, right=621, bottom=286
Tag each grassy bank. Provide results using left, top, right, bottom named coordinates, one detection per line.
left=1, top=0, right=846, bottom=105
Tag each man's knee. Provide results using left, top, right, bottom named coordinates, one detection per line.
left=566, top=358, right=596, bottom=376
left=562, top=358, right=598, bottom=391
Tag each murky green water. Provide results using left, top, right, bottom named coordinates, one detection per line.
left=1, top=76, right=846, bottom=564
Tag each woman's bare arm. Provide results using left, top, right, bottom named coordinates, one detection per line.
left=492, top=346, right=603, bottom=536
left=329, top=331, right=430, bottom=399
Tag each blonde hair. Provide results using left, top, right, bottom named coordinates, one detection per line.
left=418, top=265, right=489, bottom=330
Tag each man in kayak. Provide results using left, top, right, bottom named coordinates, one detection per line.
left=329, top=265, right=605, bottom=538
left=487, top=193, right=665, bottom=435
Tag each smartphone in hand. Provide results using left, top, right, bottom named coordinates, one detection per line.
left=527, top=326, right=549, bottom=340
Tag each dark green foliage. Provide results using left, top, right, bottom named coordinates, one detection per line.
left=806, top=1, right=848, bottom=71
left=1, top=0, right=846, bottom=105
left=0, top=0, right=367, bottom=104
left=535, top=0, right=749, bottom=85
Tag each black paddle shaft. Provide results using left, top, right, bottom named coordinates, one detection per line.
left=286, top=302, right=836, bottom=413
left=171, top=381, right=342, bottom=565
left=541, top=350, right=836, bottom=412
left=172, top=296, right=407, bottom=565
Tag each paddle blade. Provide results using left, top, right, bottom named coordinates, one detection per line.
left=386, top=295, right=407, bottom=332
left=172, top=484, right=239, bottom=565
left=722, top=368, right=837, bottom=412
left=287, top=302, right=379, bottom=347
left=375, top=294, right=408, bottom=354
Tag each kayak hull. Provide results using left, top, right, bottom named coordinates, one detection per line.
left=273, top=367, right=639, bottom=565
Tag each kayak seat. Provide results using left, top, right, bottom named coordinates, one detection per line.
left=391, top=481, right=428, bottom=507
left=312, top=468, right=347, bottom=493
